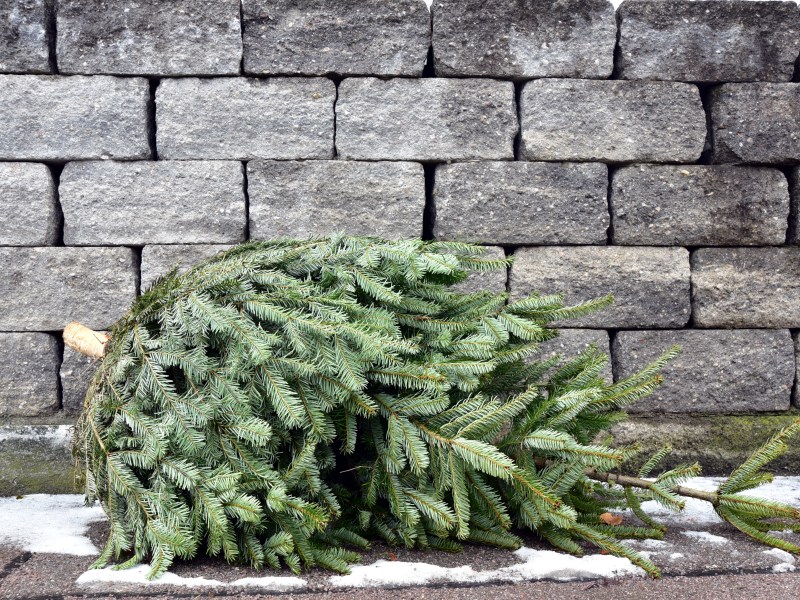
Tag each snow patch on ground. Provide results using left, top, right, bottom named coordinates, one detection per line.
left=0, top=494, right=105, bottom=555
left=76, top=565, right=307, bottom=591
left=681, top=531, right=730, bottom=545
left=329, top=547, right=644, bottom=588
left=637, top=477, right=800, bottom=526
left=763, top=548, right=797, bottom=573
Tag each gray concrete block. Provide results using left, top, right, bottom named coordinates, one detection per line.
left=0, top=333, right=59, bottom=417
left=614, top=329, right=794, bottom=414
left=0, top=426, right=74, bottom=494
left=337, top=78, right=517, bottom=161
left=692, top=247, right=800, bottom=328
left=157, top=77, right=335, bottom=160
left=450, top=246, right=507, bottom=295
left=0, top=75, right=150, bottom=160
left=140, top=244, right=233, bottom=291
left=432, top=0, right=616, bottom=78
left=539, top=328, right=612, bottom=383
left=243, top=0, right=429, bottom=76
left=520, top=79, right=706, bottom=163
left=792, top=167, right=800, bottom=244
left=611, top=165, right=789, bottom=246
left=711, top=83, right=800, bottom=164
left=60, top=345, right=101, bottom=416
left=433, top=161, right=608, bottom=245
left=57, top=0, right=241, bottom=75
left=0, top=162, right=57, bottom=246
left=0, top=0, right=50, bottom=73
left=610, top=414, right=800, bottom=476
left=509, top=246, right=691, bottom=328
left=617, top=0, right=800, bottom=82
left=0, top=247, right=137, bottom=331
left=248, top=160, right=425, bottom=240
left=60, top=161, right=246, bottom=245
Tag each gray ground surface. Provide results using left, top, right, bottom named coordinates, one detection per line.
left=1, top=518, right=799, bottom=599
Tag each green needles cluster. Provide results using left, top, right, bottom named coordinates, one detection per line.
left=74, top=235, right=800, bottom=579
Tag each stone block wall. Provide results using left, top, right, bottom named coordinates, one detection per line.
left=2, top=0, right=800, bottom=491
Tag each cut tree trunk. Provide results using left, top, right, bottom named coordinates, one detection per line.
left=63, top=322, right=109, bottom=360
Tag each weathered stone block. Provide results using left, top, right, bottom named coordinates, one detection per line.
left=60, top=161, right=246, bottom=246
left=792, top=167, right=800, bottom=244
left=57, top=0, right=241, bottom=75
left=520, top=79, right=706, bottom=163
left=243, top=0, right=429, bottom=76
left=509, top=246, right=691, bottom=328
left=615, top=330, right=794, bottom=414
left=0, top=0, right=50, bottom=73
left=0, top=75, right=149, bottom=160
left=432, top=0, right=615, bottom=78
left=610, top=413, right=800, bottom=476
left=248, top=160, right=425, bottom=240
left=0, top=426, right=74, bottom=494
left=692, top=248, right=800, bottom=328
left=157, top=77, right=335, bottom=160
left=711, top=83, right=800, bottom=164
left=60, top=345, right=102, bottom=416
left=0, top=333, right=59, bottom=417
left=433, top=161, right=608, bottom=245
left=140, top=244, right=233, bottom=291
left=540, top=329, right=612, bottom=383
left=617, top=1, right=800, bottom=82
left=0, top=163, right=57, bottom=246
left=0, top=247, right=137, bottom=331
left=450, top=246, right=507, bottom=295
left=337, top=78, right=517, bottom=161
left=611, top=165, right=789, bottom=246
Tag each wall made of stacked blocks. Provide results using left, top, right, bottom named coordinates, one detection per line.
left=2, top=0, right=800, bottom=490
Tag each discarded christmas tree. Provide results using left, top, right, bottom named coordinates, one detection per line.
left=66, top=235, right=800, bottom=580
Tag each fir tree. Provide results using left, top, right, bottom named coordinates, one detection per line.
left=67, top=235, right=800, bottom=579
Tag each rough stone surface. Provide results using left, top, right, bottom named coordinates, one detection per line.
left=617, top=1, right=800, bottom=82
left=520, top=79, right=706, bottom=163
left=610, top=413, right=800, bottom=476
left=0, top=334, right=59, bottom=417
left=0, top=162, right=57, bottom=246
left=432, top=0, right=616, bottom=78
left=140, top=244, right=233, bottom=291
left=692, top=247, right=800, bottom=328
left=450, top=246, right=507, bottom=295
left=0, top=0, right=50, bottom=73
left=60, top=345, right=102, bottom=416
left=611, top=165, right=789, bottom=246
left=614, top=329, right=794, bottom=414
left=0, top=426, right=74, bottom=494
left=248, top=160, right=425, bottom=240
left=0, top=75, right=150, bottom=160
left=0, top=247, right=137, bottom=331
left=157, top=77, right=335, bottom=160
left=243, top=0, right=429, bottom=76
left=793, top=167, right=800, bottom=244
left=337, top=78, right=517, bottom=161
left=796, top=333, right=800, bottom=408
left=539, top=329, right=612, bottom=383
left=509, top=246, right=691, bottom=328
left=57, top=0, right=242, bottom=75
left=60, top=161, right=246, bottom=245
left=433, top=161, right=608, bottom=245
left=711, top=83, right=800, bottom=164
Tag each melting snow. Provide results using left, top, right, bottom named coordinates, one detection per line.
left=681, top=531, right=730, bottom=545
left=329, top=548, right=643, bottom=588
left=763, top=548, right=797, bottom=573
left=0, top=494, right=105, bottom=555
left=76, top=565, right=306, bottom=591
